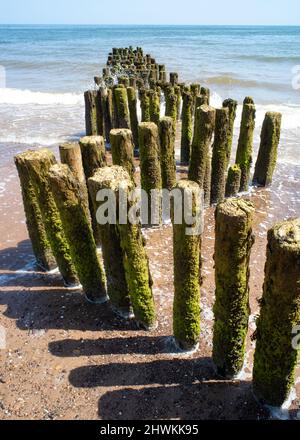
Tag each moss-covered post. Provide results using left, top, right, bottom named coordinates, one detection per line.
left=127, top=86, right=139, bottom=149
left=87, top=167, right=132, bottom=317
left=173, top=180, right=202, bottom=351
left=235, top=97, right=256, bottom=192
left=96, top=88, right=105, bottom=137
left=149, top=90, right=161, bottom=126
left=84, top=90, right=98, bottom=136
left=159, top=117, right=176, bottom=190
left=49, top=164, right=108, bottom=304
left=181, top=91, right=193, bottom=165
left=223, top=98, right=238, bottom=168
left=138, top=122, right=162, bottom=225
left=139, top=88, right=151, bottom=122
left=79, top=136, right=107, bottom=245
left=90, top=166, right=156, bottom=328
left=211, top=108, right=230, bottom=205
left=174, top=85, right=182, bottom=121
left=14, top=154, right=56, bottom=271
left=253, top=112, right=282, bottom=187
left=225, top=165, right=242, bottom=198
left=59, top=142, right=90, bottom=221
left=200, top=87, right=210, bottom=105
left=110, top=129, right=135, bottom=180
left=103, top=87, right=114, bottom=142
left=113, top=86, right=131, bottom=129
left=165, top=87, right=177, bottom=123
left=253, top=218, right=300, bottom=406
left=190, top=83, right=201, bottom=114
left=23, top=149, right=78, bottom=286
left=188, top=105, right=216, bottom=188
left=203, top=153, right=212, bottom=207
left=79, top=136, right=107, bottom=179
left=213, top=199, right=255, bottom=378
left=170, top=72, right=179, bottom=86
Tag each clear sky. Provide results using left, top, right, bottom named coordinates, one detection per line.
left=0, top=0, right=299, bottom=25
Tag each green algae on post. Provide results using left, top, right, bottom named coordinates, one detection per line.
left=223, top=98, right=238, bottom=168
left=235, top=98, right=256, bottom=192
left=225, top=164, right=242, bottom=198
left=253, top=218, right=300, bottom=406
left=49, top=164, right=108, bottom=304
left=127, top=87, right=139, bottom=149
left=79, top=135, right=107, bottom=245
left=138, top=122, right=162, bottom=225
left=139, top=88, right=151, bottom=122
left=159, top=117, right=176, bottom=191
left=84, top=90, right=98, bottom=136
left=113, top=87, right=131, bottom=129
left=180, top=91, right=193, bottom=165
left=211, top=108, right=230, bottom=205
left=173, top=180, right=202, bottom=351
left=149, top=90, right=161, bottom=126
left=213, top=199, right=255, bottom=378
left=14, top=153, right=57, bottom=271
left=189, top=105, right=216, bottom=189
left=88, top=167, right=132, bottom=317
left=253, top=112, right=282, bottom=187
left=110, top=128, right=135, bottom=180
left=23, top=149, right=78, bottom=286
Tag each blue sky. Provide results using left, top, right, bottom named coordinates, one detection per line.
left=0, top=0, right=299, bottom=25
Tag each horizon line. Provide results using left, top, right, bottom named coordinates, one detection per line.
left=0, top=23, right=300, bottom=27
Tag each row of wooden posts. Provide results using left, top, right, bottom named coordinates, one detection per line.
left=86, top=46, right=282, bottom=207
left=14, top=47, right=299, bottom=409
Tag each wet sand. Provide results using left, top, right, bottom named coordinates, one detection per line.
left=0, top=139, right=300, bottom=420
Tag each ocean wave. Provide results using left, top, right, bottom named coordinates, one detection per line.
left=205, top=75, right=288, bottom=92
left=235, top=54, right=300, bottom=63
left=0, top=134, right=81, bottom=146
left=0, top=88, right=83, bottom=105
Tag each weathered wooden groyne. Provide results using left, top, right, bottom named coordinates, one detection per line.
left=14, top=46, right=300, bottom=409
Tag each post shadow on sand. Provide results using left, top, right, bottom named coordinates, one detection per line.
left=0, top=239, right=36, bottom=272
left=68, top=357, right=268, bottom=420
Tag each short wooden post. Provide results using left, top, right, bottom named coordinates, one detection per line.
left=213, top=199, right=255, bottom=378
left=127, top=86, right=139, bottom=149
left=159, top=117, right=176, bottom=190
left=253, top=112, right=282, bottom=187
left=180, top=91, right=193, bottom=165
left=110, top=128, right=135, bottom=180
left=49, top=164, right=108, bottom=304
left=84, top=90, right=98, bottom=136
left=253, top=218, right=300, bottom=406
left=225, top=165, right=242, bottom=198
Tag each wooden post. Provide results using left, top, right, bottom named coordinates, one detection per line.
left=59, top=142, right=90, bottom=221
left=139, top=88, right=151, bottom=122
left=23, top=149, right=78, bottom=286
left=113, top=86, right=131, bottom=129
left=223, top=98, right=238, bottom=168
left=225, top=165, right=242, bottom=198
left=88, top=167, right=132, bottom=317
left=213, top=199, right=255, bottom=378
left=149, top=90, right=161, bottom=126
left=211, top=108, right=230, bottom=205
left=253, top=112, right=282, bottom=187
left=84, top=90, right=98, bottom=136
left=14, top=154, right=56, bottom=271
left=235, top=97, right=256, bottom=192
left=170, top=72, right=179, bottom=85
left=110, top=128, right=135, bottom=180
left=127, top=86, right=139, bottom=149
left=173, top=180, right=202, bottom=351
left=188, top=105, right=216, bottom=189
left=159, top=117, right=176, bottom=190
left=103, top=88, right=114, bottom=142
left=181, top=91, right=193, bottom=165
left=89, top=166, right=156, bottom=329
left=253, top=218, right=300, bottom=406
left=49, top=164, right=108, bottom=304
left=79, top=136, right=107, bottom=245
left=138, top=122, right=162, bottom=225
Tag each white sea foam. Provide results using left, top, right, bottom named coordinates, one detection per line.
left=0, top=88, right=83, bottom=106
